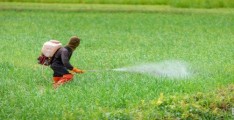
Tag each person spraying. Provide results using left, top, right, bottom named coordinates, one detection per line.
left=50, top=36, right=85, bottom=88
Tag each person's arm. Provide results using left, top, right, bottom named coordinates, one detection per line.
left=61, top=48, right=85, bottom=73
left=61, top=49, right=73, bottom=70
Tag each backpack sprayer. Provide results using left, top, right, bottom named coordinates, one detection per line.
left=38, top=40, right=62, bottom=66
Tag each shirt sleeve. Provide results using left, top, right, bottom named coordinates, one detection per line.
left=61, top=49, right=73, bottom=70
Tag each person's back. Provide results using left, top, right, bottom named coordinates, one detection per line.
left=51, top=47, right=73, bottom=70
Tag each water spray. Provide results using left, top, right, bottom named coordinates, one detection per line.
left=85, top=60, right=192, bottom=79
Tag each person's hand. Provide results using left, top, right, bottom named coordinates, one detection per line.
left=72, top=68, right=85, bottom=74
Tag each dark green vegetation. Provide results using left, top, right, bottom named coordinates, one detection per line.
left=105, top=85, right=234, bottom=119
left=0, top=4, right=233, bottom=119
left=1, top=0, right=234, bottom=8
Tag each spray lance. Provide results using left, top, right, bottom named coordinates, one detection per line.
left=83, top=67, right=128, bottom=72
left=72, top=68, right=126, bottom=73
left=85, top=69, right=117, bottom=72
left=69, top=69, right=119, bottom=74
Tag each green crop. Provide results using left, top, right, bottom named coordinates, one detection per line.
left=1, top=0, right=234, bottom=8
left=0, top=4, right=233, bottom=119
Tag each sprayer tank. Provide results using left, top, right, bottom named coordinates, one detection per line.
left=41, top=40, right=62, bottom=57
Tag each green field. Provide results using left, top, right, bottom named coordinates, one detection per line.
left=0, top=3, right=234, bottom=119
left=1, top=0, right=234, bottom=8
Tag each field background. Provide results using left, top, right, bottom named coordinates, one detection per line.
left=0, top=1, right=234, bottom=119
left=1, top=0, right=234, bottom=8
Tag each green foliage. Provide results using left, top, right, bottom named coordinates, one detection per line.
left=1, top=0, right=234, bottom=8
left=0, top=7, right=233, bottom=119
left=0, top=0, right=169, bottom=5
left=100, top=84, right=234, bottom=119
left=170, top=0, right=234, bottom=8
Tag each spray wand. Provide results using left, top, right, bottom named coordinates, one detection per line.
left=85, top=69, right=114, bottom=72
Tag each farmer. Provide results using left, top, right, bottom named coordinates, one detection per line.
left=50, top=36, right=84, bottom=88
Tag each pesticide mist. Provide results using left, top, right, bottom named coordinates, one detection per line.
left=113, top=60, right=192, bottom=79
